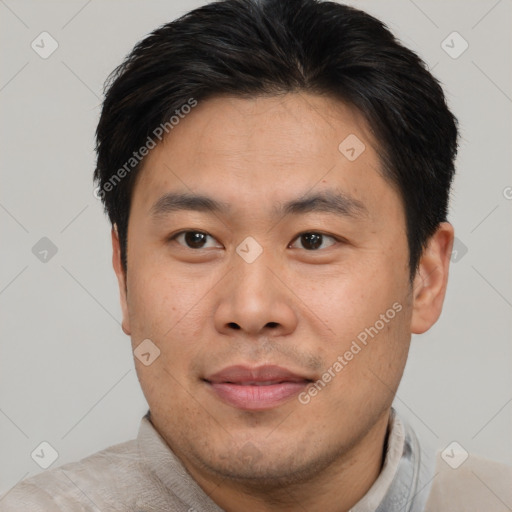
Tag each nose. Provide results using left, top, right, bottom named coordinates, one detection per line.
left=213, top=248, right=298, bottom=338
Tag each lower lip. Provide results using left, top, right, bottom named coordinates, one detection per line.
left=207, top=382, right=309, bottom=410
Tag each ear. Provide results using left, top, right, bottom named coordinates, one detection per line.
left=411, top=222, right=454, bottom=334
left=112, top=224, right=131, bottom=335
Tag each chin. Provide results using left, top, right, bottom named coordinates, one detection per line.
left=193, top=440, right=344, bottom=489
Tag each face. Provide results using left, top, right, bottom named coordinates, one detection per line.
left=112, top=93, right=452, bottom=488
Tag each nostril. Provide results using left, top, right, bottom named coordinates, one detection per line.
left=267, top=322, right=279, bottom=328
left=228, top=322, right=241, bottom=330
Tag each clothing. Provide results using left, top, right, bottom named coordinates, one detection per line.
left=1, top=408, right=510, bottom=511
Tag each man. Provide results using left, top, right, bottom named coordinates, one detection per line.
left=1, top=0, right=511, bottom=510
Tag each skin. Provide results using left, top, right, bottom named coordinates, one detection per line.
left=111, top=93, right=454, bottom=512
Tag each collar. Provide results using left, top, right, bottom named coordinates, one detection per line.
left=352, top=408, right=436, bottom=512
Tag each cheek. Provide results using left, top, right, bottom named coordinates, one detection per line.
left=313, top=261, right=405, bottom=330
left=128, top=262, right=195, bottom=324
left=307, top=256, right=411, bottom=385
left=127, top=264, right=214, bottom=361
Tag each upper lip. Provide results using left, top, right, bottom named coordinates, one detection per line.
left=205, top=365, right=313, bottom=384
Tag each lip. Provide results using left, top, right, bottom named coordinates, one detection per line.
left=204, top=365, right=312, bottom=411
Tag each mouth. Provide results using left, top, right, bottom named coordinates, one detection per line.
left=203, top=365, right=314, bottom=411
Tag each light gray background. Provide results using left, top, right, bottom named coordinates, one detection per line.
left=1, top=0, right=511, bottom=494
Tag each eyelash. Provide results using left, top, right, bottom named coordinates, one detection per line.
left=168, top=230, right=342, bottom=251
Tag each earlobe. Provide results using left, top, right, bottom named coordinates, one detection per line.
left=410, top=222, right=454, bottom=335
left=111, top=224, right=131, bottom=336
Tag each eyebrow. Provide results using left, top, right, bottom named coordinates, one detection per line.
left=149, top=190, right=368, bottom=221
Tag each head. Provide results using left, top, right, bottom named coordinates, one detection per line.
left=94, top=0, right=457, bottom=491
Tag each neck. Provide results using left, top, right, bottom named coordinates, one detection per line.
left=178, top=408, right=391, bottom=512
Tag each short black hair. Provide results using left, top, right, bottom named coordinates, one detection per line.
left=94, top=0, right=459, bottom=281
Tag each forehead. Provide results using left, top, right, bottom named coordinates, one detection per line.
left=131, top=93, right=397, bottom=219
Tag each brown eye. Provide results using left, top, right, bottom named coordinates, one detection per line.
left=171, top=231, right=221, bottom=249
left=290, top=232, right=337, bottom=251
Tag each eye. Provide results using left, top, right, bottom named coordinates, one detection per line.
left=289, top=232, right=338, bottom=251
left=169, top=230, right=340, bottom=251
left=170, top=230, right=222, bottom=249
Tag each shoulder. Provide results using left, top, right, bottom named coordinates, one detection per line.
left=425, top=451, right=512, bottom=511
left=0, top=438, right=150, bottom=511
